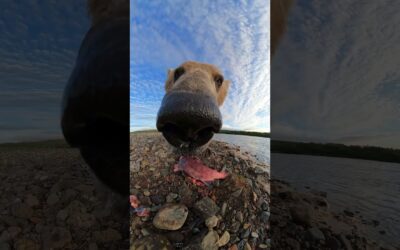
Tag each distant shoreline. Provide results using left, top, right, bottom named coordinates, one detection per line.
left=272, top=140, right=400, bottom=164
left=3, top=136, right=399, bottom=164
left=130, top=129, right=270, bottom=138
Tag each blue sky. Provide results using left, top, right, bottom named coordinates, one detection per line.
left=0, top=0, right=89, bottom=143
left=272, top=1, right=400, bottom=148
left=131, top=0, right=271, bottom=132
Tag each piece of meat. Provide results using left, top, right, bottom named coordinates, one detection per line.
left=173, top=156, right=228, bottom=185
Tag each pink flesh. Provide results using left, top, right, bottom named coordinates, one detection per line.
left=174, top=156, right=228, bottom=184
left=130, top=195, right=150, bottom=217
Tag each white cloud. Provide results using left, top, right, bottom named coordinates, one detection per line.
left=131, top=0, right=270, bottom=132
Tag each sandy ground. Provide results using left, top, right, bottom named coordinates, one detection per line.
left=0, top=141, right=129, bottom=250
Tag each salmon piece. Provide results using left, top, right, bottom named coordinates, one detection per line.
left=174, top=156, right=228, bottom=185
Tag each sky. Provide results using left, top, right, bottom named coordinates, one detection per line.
left=131, top=0, right=271, bottom=132
left=272, top=1, right=400, bottom=148
left=0, top=0, right=89, bottom=143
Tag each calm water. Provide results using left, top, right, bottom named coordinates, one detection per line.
left=273, top=153, right=400, bottom=248
left=213, top=134, right=270, bottom=165
left=212, top=135, right=399, bottom=247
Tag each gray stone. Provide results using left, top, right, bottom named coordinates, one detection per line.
left=194, top=197, right=220, bottom=219
left=153, top=204, right=188, bottom=230
left=131, top=234, right=172, bottom=250
left=306, top=227, right=325, bottom=242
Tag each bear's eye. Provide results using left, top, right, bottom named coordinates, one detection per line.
left=174, top=67, right=185, bottom=82
left=214, top=75, right=224, bottom=88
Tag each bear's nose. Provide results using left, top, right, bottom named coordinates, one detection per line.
left=156, top=91, right=222, bottom=148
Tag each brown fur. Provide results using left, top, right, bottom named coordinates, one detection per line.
left=88, top=0, right=129, bottom=25
left=165, top=61, right=230, bottom=106
left=271, top=0, right=294, bottom=56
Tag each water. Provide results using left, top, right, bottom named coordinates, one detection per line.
left=212, top=135, right=399, bottom=247
left=213, top=134, right=270, bottom=165
left=272, top=153, right=400, bottom=248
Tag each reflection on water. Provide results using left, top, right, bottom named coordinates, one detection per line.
left=273, top=153, right=400, bottom=248
left=213, top=134, right=270, bottom=164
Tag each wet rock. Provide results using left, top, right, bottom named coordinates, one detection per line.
left=201, top=230, right=219, bottom=250
left=153, top=204, right=188, bottom=230
left=194, top=197, right=220, bottom=219
left=131, top=234, right=172, bottom=250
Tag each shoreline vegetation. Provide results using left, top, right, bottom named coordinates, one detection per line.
left=2, top=134, right=399, bottom=164
left=272, top=140, right=400, bottom=164
left=131, top=129, right=270, bottom=138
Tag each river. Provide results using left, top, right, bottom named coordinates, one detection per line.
left=212, top=134, right=399, bottom=247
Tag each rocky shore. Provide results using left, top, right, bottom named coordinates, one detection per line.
left=0, top=142, right=129, bottom=249
left=130, top=133, right=270, bottom=250
left=130, top=132, right=391, bottom=250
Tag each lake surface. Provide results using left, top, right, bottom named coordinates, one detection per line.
left=272, top=153, right=400, bottom=248
left=211, top=135, right=399, bottom=247
left=213, top=134, right=270, bottom=165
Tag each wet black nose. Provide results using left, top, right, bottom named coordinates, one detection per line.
left=156, top=92, right=222, bottom=148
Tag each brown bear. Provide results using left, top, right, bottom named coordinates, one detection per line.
left=156, top=61, right=230, bottom=153
left=61, top=0, right=129, bottom=196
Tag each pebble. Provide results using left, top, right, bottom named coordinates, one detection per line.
left=221, top=202, right=228, bottom=216
left=166, top=193, right=178, bottom=203
left=194, top=197, right=220, bottom=219
left=236, top=211, right=244, bottom=223
left=251, top=232, right=259, bottom=238
left=143, top=190, right=151, bottom=196
left=205, top=215, right=219, bottom=229
left=131, top=234, right=172, bottom=250
left=153, top=204, right=188, bottom=230
left=47, top=192, right=59, bottom=206
left=260, top=211, right=270, bottom=223
left=201, top=230, right=219, bottom=250
left=306, top=227, right=325, bottom=242
left=217, top=231, right=230, bottom=247
left=240, top=228, right=251, bottom=239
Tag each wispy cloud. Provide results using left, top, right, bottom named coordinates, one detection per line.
left=0, top=0, right=89, bottom=143
left=272, top=1, right=400, bottom=148
left=131, top=0, right=270, bottom=132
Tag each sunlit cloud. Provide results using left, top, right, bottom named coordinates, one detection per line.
left=131, top=0, right=270, bottom=132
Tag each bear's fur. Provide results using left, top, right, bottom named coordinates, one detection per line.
left=88, top=0, right=129, bottom=25
left=165, top=61, right=230, bottom=106
left=271, top=0, right=294, bottom=56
